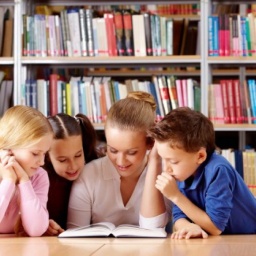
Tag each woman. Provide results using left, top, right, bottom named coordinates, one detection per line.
left=67, top=91, right=171, bottom=229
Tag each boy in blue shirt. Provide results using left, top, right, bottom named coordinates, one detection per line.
left=148, top=107, right=256, bottom=239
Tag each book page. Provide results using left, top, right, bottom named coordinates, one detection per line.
left=113, top=224, right=167, bottom=238
left=58, top=222, right=116, bottom=238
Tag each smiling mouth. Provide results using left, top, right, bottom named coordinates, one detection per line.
left=66, top=171, right=79, bottom=176
left=117, top=165, right=131, bottom=171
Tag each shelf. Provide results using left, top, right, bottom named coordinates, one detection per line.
left=94, top=123, right=256, bottom=132
left=21, top=56, right=201, bottom=65
left=214, top=124, right=256, bottom=131
left=86, top=69, right=201, bottom=77
left=0, top=57, right=14, bottom=65
left=31, top=0, right=200, bottom=5
left=208, top=56, right=256, bottom=64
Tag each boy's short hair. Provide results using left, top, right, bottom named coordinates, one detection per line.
left=148, top=107, right=216, bottom=155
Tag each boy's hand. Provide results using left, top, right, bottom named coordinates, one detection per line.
left=171, top=223, right=208, bottom=239
left=155, top=171, right=180, bottom=201
left=44, top=219, right=64, bottom=236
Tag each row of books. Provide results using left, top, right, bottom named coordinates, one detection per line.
left=22, top=75, right=201, bottom=122
left=208, top=13, right=256, bottom=57
left=37, top=4, right=200, bottom=19
left=220, top=148, right=256, bottom=196
left=0, top=6, right=13, bottom=57
left=22, top=7, right=200, bottom=57
left=208, top=79, right=256, bottom=124
left=0, top=71, right=13, bottom=116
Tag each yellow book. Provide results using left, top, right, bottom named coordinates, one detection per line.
left=66, top=83, right=72, bottom=115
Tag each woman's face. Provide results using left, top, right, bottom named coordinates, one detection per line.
left=48, top=135, right=85, bottom=181
left=105, top=126, right=151, bottom=179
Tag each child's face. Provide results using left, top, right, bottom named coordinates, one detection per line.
left=48, top=135, right=85, bottom=181
left=155, top=141, right=206, bottom=182
left=11, top=134, right=53, bottom=177
left=105, top=127, right=151, bottom=179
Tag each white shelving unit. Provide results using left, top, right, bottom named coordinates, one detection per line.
left=3, top=0, right=256, bottom=149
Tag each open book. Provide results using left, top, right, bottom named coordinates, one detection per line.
left=58, top=222, right=167, bottom=238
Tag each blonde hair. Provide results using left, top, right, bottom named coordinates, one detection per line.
left=105, top=91, right=156, bottom=132
left=0, top=105, right=53, bottom=150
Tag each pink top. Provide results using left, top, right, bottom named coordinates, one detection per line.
left=0, top=167, right=49, bottom=236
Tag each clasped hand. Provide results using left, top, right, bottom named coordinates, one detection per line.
left=0, top=150, right=29, bottom=183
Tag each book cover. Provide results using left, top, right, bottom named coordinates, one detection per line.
left=148, top=81, right=161, bottom=119
left=208, top=15, right=219, bottom=56
left=220, top=80, right=231, bottom=124
left=247, top=79, right=256, bottom=124
left=152, top=75, right=165, bottom=119
left=175, top=79, right=184, bottom=107
left=247, top=13, right=256, bottom=56
left=172, top=19, right=185, bottom=55
left=79, top=8, right=88, bottom=57
left=213, top=83, right=225, bottom=124
left=85, top=9, right=94, bottom=57
left=166, top=75, right=178, bottom=110
left=243, top=80, right=252, bottom=124
left=143, top=12, right=153, bottom=56
left=67, top=8, right=82, bottom=57
left=123, top=10, right=134, bottom=56
left=113, top=10, right=125, bottom=56
left=210, top=16, right=219, bottom=56
left=224, top=14, right=230, bottom=56
left=218, top=14, right=225, bottom=56
left=104, top=13, right=118, bottom=56
left=96, top=18, right=108, bottom=57
left=166, top=18, right=173, bottom=55
left=183, top=19, right=198, bottom=55
left=2, top=18, right=13, bottom=57
left=157, top=76, right=171, bottom=115
left=132, top=14, right=146, bottom=56
left=232, top=79, right=243, bottom=124
left=49, top=74, right=59, bottom=116
left=58, top=222, right=167, bottom=238
left=160, top=16, right=167, bottom=56
left=226, top=79, right=236, bottom=123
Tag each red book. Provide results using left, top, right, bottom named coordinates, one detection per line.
left=218, top=14, right=225, bottom=56
left=113, top=11, right=125, bottom=56
left=104, top=13, right=117, bottom=56
left=233, top=79, right=243, bottom=123
left=224, top=14, right=230, bottom=56
left=220, top=80, right=230, bottom=123
left=49, top=74, right=59, bottom=116
left=123, top=10, right=134, bottom=56
left=226, top=79, right=236, bottom=123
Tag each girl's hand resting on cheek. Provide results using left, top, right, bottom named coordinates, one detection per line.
left=0, top=150, right=18, bottom=183
left=0, top=149, right=29, bottom=183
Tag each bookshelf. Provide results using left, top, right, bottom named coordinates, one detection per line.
left=2, top=0, right=256, bottom=192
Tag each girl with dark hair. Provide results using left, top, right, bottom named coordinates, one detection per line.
left=44, top=113, right=100, bottom=235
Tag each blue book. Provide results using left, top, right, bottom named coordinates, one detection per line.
left=149, top=81, right=161, bottom=118
left=247, top=79, right=256, bottom=124
left=208, top=16, right=219, bottom=56
left=234, top=150, right=244, bottom=178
